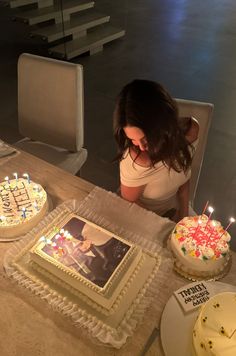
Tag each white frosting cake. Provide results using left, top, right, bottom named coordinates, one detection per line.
left=193, top=292, right=236, bottom=355
left=0, top=176, right=48, bottom=239
left=170, top=215, right=231, bottom=279
left=30, top=214, right=160, bottom=316
left=30, top=215, right=143, bottom=312
left=5, top=200, right=163, bottom=348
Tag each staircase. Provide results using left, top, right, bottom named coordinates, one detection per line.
left=3, top=0, right=125, bottom=59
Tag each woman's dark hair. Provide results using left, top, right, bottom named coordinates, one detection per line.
left=113, top=79, right=192, bottom=172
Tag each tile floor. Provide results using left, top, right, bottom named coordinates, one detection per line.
left=0, top=0, right=236, bottom=250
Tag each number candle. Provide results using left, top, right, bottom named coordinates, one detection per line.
left=23, top=173, right=30, bottom=184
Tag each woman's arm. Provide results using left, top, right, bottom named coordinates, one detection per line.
left=175, top=179, right=190, bottom=222
left=120, top=183, right=145, bottom=204
left=185, top=117, right=199, bottom=143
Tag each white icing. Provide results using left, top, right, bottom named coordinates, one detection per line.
left=0, top=177, right=48, bottom=238
left=193, top=292, right=236, bottom=355
left=30, top=213, right=143, bottom=312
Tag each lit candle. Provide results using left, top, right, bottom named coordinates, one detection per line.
left=205, top=206, right=214, bottom=230
left=39, top=235, right=46, bottom=243
left=39, top=236, right=52, bottom=245
left=207, top=206, right=214, bottom=220
left=4, top=176, right=10, bottom=185
left=13, top=172, right=18, bottom=181
left=33, top=184, right=40, bottom=193
left=22, top=207, right=26, bottom=219
left=201, top=201, right=209, bottom=216
left=52, top=242, right=59, bottom=250
left=22, top=173, right=30, bottom=184
left=224, top=217, right=235, bottom=232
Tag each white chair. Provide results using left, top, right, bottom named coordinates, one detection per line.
left=14, top=53, right=87, bottom=175
left=176, top=98, right=214, bottom=212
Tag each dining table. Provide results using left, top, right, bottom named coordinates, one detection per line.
left=0, top=145, right=236, bottom=356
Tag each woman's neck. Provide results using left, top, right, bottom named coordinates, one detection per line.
left=129, top=146, right=151, bottom=167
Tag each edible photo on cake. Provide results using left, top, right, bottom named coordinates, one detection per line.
left=39, top=216, right=131, bottom=288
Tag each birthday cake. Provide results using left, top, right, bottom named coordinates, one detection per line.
left=170, top=215, right=231, bottom=279
left=29, top=214, right=160, bottom=317
left=0, top=175, right=48, bottom=239
left=5, top=199, right=165, bottom=348
left=192, top=292, right=236, bottom=355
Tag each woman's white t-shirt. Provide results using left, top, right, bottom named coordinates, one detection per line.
left=120, top=140, right=198, bottom=216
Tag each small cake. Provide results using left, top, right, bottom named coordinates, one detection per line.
left=170, top=215, right=231, bottom=279
left=192, top=292, right=236, bottom=355
left=0, top=176, right=48, bottom=239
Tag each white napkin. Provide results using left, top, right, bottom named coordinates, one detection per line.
left=0, top=140, right=17, bottom=158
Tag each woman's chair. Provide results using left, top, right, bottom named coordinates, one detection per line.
left=14, top=53, right=87, bottom=175
left=176, top=98, right=214, bottom=211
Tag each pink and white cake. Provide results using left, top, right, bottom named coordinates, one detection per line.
left=170, top=215, right=231, bottom=279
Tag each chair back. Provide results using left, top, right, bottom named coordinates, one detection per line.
left=18, top=53, right=84, bottom=152
left=176, top=98, right=214, bottom=208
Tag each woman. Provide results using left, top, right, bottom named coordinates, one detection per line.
left=113, top=79, right=199, bottom=222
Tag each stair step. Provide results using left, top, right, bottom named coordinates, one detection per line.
left=31, top=11, right=110, bottom=42
left=8, top=0, right=37, bottom=8
left=8, top=0, right=52, bottom=9
left=49, top=24, right=125, bottom=59
left=13, top=0, right=95, bottom=25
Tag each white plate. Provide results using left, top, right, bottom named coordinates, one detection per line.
left=160, top=281, right=236, bottom=356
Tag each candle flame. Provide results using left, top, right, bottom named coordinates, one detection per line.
left=208, top=206, right=214, bottom=213
left=229, top=217, right=235, bottom=223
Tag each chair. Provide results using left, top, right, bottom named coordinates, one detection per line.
left=175, top=98, right=214, bottom=211
left=14, top=53, right=87, bottom=175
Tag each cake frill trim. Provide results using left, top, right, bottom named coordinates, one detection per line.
left=29, top=253, right=146, bottom=316
left=4, top=198, right=170, bottom=349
